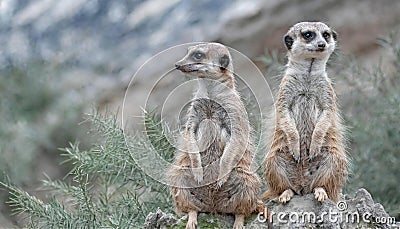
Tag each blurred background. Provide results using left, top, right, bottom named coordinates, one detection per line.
left=0, top=0, right=399, bottom=227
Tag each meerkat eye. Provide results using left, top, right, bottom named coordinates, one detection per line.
left=192, top=52, right=205, bottom=61
left=323, top=32, right=330, bottom=40
left=302, top=31, right=315, bottom=40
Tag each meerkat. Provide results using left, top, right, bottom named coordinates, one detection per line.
left=262, top=22, right=349, bottom=204
left=167, top=43, right=261, bottom=229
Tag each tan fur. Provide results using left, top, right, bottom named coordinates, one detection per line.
left=262, top=22, right=349, bottom=203
left=167, top=43, right=261, bottom=228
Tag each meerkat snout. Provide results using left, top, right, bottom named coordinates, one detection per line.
left=175, top=43, right=233, bottom=80
left=317, top=41, right=326, bottom=48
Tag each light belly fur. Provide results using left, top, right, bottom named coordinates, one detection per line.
left=291, top=95, right=321, bottom=155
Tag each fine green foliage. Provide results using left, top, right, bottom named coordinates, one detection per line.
left=144, top=111, right=175, bottom=163
left=1, top=111, right=174, bottom=228
left=338, top=32, right=400, bottom=215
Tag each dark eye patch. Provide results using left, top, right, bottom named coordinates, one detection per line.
left=219, top=54, right=230, bottom=70
left=192, top=51, right=205, bottom=61
left=322, top=31, right=330, bottom=41
left=301, top=31, right=315, bottom=41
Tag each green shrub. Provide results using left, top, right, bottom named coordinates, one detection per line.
left=2, top=111, right=174, bottom=228
left=339, top=32, right=400, bottom=215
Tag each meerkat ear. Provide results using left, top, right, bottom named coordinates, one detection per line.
left=332, top=30, right=338, bottom=41
left=219, top=54, right=230, bottom=70
left=284, top=34, right=294, bottom=50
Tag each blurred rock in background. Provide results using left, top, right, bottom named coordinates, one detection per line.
left=1, top=0, right=399, bottom=115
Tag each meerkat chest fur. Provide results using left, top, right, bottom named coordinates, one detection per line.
left=187, top=80, right=238, bottom=164
left=284, top=60, right=332, bottom=148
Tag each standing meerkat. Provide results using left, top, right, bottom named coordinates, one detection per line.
left=262, top=22, right=349, bottom=203
left=167, top=43, right=261, bottom=229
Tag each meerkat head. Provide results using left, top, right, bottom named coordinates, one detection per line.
left=284, top=22, right=337, bottom=60
left=175, top=43, right=234, bottom=82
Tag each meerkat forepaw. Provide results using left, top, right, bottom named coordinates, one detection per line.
left=278, top=189, right=294, bottom=204
left=191, top=167, right=203, bottom=183
left=314, top=187, right=328, bottom=202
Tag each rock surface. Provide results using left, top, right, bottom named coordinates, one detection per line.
left=144, top=188, right=399, bottom=228
left=144, top=208, right=178, bottom=229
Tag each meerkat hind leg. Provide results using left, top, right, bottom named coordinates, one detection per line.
left=278, top=189, right=294, bottom=204
left=314, top=187, right=328, bottom=202
left=233, top=214, right=244, bottom=229
left=186, top=211, right=198, bottom=229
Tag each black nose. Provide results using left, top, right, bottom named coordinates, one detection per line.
left=175, top=63, right=181, bottom=68
left=317, top=42, right=326, bottom=48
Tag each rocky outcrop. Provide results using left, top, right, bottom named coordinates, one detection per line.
left=248, top=188, right=396, bottom=228
left=144, top=189, right=399, bottom=228
left=144, top=208, right=178, bottom=229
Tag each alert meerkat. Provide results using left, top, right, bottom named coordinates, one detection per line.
left=167, top=43, right=261, bottom=229
left=262, top=22, right=349, bottom=204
